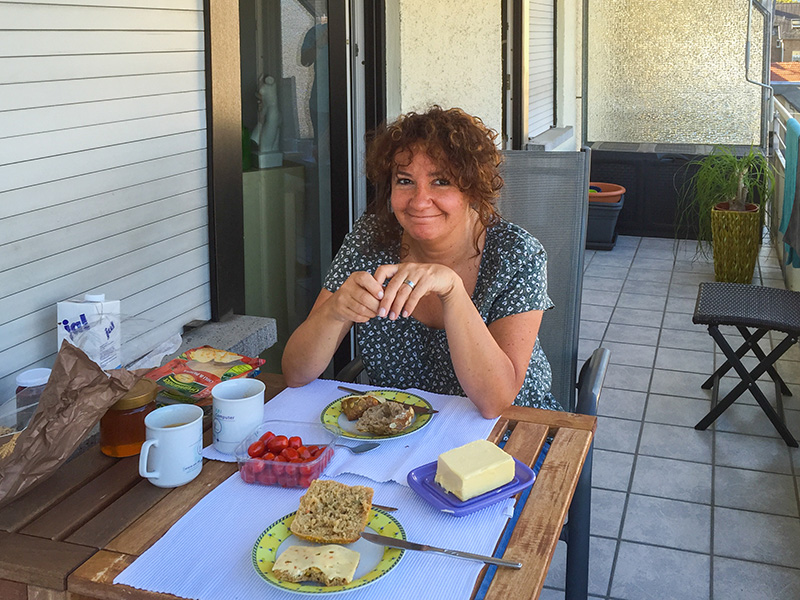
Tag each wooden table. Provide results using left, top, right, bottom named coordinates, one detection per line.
left=0, top=374, right=595, bottom=600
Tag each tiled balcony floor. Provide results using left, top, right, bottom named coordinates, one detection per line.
left=541, top=236, right=800, bottom=600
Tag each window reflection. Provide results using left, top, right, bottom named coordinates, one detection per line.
left=240, top=0, right=331, bottom=372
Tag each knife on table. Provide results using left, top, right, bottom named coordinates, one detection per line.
left=336, top=385, right=438, bottom=415
left=360, top=531, right=522, bottom=569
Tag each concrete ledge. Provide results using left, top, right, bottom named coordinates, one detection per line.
left=525, top=126, right=574, bottom=152
left=177, top=314, right=277, bottom=359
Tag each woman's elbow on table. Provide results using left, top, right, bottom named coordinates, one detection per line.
left=478, top=406, right=504, bottom=419
left=475, top=396, right=515, bottom=420
left=284, top=374, right=312, bottom=388
left=281, top=355, right=319, bottom=388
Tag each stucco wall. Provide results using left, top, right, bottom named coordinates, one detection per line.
left=387, top=0, right=502, bottom=135
left=586, top=0, right=763, bottom=145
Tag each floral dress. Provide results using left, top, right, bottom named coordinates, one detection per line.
left=323, top=214, right=561, bottom=411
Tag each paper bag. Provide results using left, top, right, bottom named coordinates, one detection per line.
left=0, top=341, right=142, bottom=509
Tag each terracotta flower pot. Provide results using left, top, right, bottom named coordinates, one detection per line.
left=710, top=202, right=760, bottom=284
left=588, top=182, right=626, bottom=203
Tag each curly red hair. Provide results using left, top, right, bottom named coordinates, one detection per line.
left=365, top=106, right=503, bottom=247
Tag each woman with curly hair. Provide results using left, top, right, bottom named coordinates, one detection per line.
left=282, top=106, right=557, bottom=417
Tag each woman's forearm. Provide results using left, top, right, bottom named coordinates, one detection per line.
left=441, top=285, right=539, bottom=418
left=283, top=273, right=384, bottom=387
left=281, top=295, right=351, bottom=387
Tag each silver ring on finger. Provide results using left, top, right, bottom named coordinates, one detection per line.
left=404, top=279, right=415, bottom=289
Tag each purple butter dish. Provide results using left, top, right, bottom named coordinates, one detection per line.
left=407, top=458, right=535, bottom=517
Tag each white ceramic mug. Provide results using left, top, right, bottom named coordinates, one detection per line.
left=212, top=378, right=265, bottom=454
left=139, top=404, right=204, bottom=488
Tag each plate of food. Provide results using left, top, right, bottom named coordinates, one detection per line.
left=320, top=390, right=434, bottom=440
left=252, top=480, right=405, bottom=594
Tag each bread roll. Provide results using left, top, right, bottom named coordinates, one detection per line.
left=290, top=480, right=373, bottom=544
left=340, top=394, right=382, bottom=421
left=356, top=401, right=414, bottom=434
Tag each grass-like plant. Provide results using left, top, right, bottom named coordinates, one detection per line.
left=679, top=146, right=774, bottom=256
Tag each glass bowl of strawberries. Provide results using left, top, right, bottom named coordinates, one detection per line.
left=234, top=420, right=338, bottom=488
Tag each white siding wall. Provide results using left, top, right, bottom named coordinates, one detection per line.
left=0, top=0, right=211, bottom=401
left=529, top=0, right=555, bottom=137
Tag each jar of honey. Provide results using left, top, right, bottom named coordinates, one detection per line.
left=100, top=378, right=157, bottom=457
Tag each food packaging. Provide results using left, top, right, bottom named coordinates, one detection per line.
left=234, top=420, right=337, bottom=488
left=57, top=293, right=122, bottom=371
left=144, top=345, right=265, bottom=406
left=0, top=341, right=143, bottom=508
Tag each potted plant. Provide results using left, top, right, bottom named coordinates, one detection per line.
left=679, top=146, right=774, bottom=283
left=586, top=182, right=626, bottom=250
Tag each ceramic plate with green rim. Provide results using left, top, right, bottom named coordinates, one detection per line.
left=252, top=508, right=405, bottom=594
left=321, top=390, right=434, bottom=440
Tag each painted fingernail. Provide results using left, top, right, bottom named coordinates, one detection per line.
left=377, top=290, right=384, bottom=299
left=389, top=311, right=396, bottom=320
left=401, top=310, right=409, bottom=318
left=379, top=307, right=387, bottom=317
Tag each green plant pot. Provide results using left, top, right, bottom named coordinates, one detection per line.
left=710, top=202, right=760, bottom=284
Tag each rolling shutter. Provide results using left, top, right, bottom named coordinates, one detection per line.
left=0, top=0, right=211, bottom=401
left=528, top=0, right=555, bottom=138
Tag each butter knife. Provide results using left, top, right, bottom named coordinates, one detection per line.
left=336, top=385, right=438, bottom=415
left=360, top=531, right=522, bottom=569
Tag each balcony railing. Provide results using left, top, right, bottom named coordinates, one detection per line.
left=770, top=95, right=800, bottom=291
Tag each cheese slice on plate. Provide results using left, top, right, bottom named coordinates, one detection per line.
left=272, top=544, right=360, bottom=587
left=434, top=439, right=516, bottom=502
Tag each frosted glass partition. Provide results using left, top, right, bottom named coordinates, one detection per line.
left=587, top=0, right=765, bottom=146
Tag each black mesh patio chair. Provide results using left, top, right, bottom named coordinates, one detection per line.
left=693, top=281, right=800, bottom=447
left=337, top=148, right=610, bottom=600
left=497, top=149, right=609, bottom=600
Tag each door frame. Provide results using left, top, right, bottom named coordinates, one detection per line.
left=203, top=0, right=245, bottom=320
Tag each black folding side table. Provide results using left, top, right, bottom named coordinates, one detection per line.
left=692, top=282, right=800, bottom=447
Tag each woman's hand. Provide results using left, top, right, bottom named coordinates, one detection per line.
left=372, top=263, right=461, bottom=320
left=282, top=271, right=383, bottom=387
left=325, top=271, right=385, bottom=323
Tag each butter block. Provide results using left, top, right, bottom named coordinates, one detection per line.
left=272, top=544, right=360, bottom=586
left=434, top=439, right=515, bottom=501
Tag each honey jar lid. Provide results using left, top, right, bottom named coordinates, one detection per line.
left=110, top=378, right=158, bottom=411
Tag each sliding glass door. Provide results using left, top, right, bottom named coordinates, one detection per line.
left=239, top=0, right=333, bottom=372
left=239, top=0, right=378, bottom=373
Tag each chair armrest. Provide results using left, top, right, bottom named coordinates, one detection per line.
left=335, top=356, right=365, bottom=382
left=575, top=347, right=610, bottom=417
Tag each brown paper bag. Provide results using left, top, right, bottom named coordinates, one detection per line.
left=0, top=341, right=143, bottom=509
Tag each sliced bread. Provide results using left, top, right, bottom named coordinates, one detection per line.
left=272, top=544, right=360, bottom=586
left=290, top=480, right=373, bottom=544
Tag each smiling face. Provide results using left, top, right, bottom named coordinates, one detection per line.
left=390, top=149, right=477, bottom=247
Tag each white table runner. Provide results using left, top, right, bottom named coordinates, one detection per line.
left=115, top=471, right=514, bottom=600
left=202, top=379, right=500, bottom=487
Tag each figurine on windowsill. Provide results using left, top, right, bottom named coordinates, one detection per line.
left=251, top=74, right=282, bottom=169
